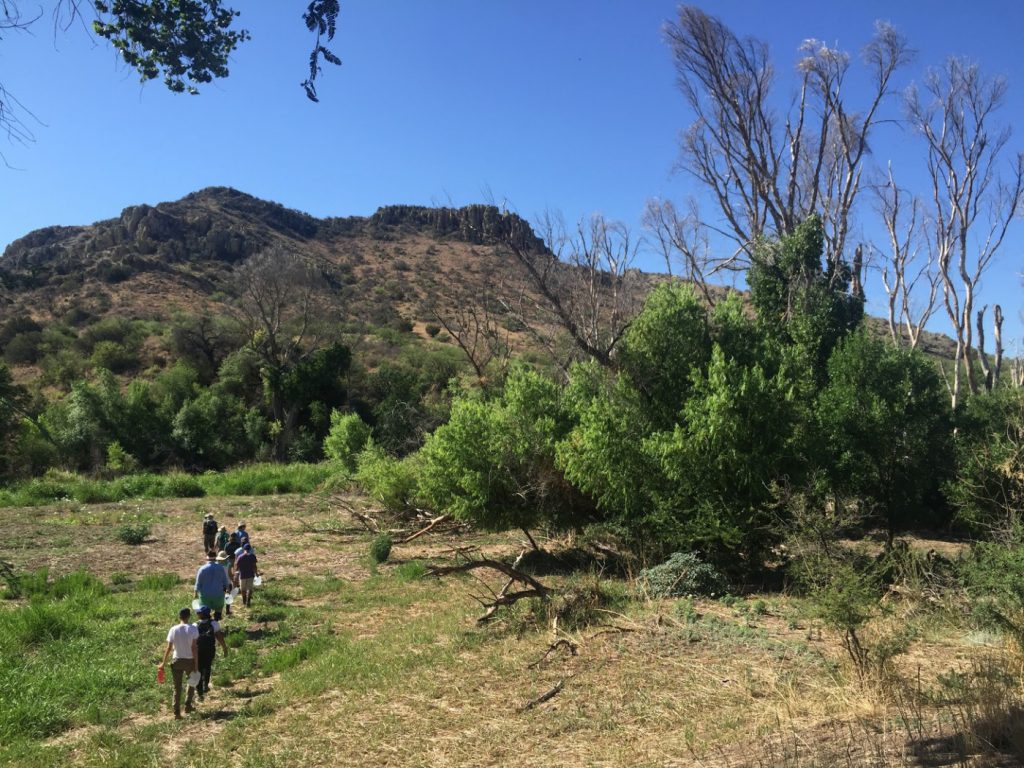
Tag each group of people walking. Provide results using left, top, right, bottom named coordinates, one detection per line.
left=157, top=514, right=263, bottom=719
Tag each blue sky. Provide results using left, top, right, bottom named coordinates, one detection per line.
left=1, top=1, right=1023, bottom=344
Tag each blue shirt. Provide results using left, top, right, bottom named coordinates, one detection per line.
left=195, top=560, right=231, bottom=596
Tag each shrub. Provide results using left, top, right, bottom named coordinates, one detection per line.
left=640, top=552, right=726, bottom=598
left=355, top=445, right=421, bottom=514
left=117, top=522, right=151, bottom=545
left=369, top=533, right=393, bottom=564
left=106, top=441, right=139, bottom=476
left=3, top=331, right=45, bottom=365
left=90, top=341, right=137, bottom=373
left=424, top=323, right=442, bottom=337
left=323, top=411, right=372, bottom=470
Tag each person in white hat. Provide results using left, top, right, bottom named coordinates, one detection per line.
left=157, top=607, right=199, bottom=719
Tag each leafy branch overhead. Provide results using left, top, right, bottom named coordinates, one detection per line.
left=3, top=1, right=340, bottom=122
left=91, top=0, right=251, bottom=95
left=302, top=0, right=342, bottom=102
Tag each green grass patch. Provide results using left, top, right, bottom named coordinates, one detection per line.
left=136, top=573, right=180, bottom=591
left=0, top=463, right=336, bottom=508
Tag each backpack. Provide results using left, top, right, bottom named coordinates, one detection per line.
left=196, top=619, right=216, bottom=656
left=203, top=519, right=217, bottom=535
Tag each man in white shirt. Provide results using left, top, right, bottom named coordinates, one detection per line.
left=157, top=607, right=199, bottom=719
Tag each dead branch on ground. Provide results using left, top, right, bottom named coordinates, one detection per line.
left=520, top=679, right=565, bottom=712
left=528, top=638, right=579, bottom=669
left=399, top=514, right=449, bottom=544
left=427, top=556, right=550, bottom=624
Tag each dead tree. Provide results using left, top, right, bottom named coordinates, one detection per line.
left=227, top=247, right=329, bottom=458
left=427, top=556, right=550, bottom=624
left=498, top=211, right=640, bottom=371
left=906, top=58, right=1024, bottom=408
left=643, top=198, right=716, bottom=306
left=665, top=7, right=911, bottom=285
left=429, top=276, right=512, bottom=384
left=874, top=166, right=940, bottom=349
left=976, top=305, right=1005, bottom=392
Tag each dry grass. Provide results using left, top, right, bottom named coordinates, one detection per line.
left=3, top=496, right=1024, bottom=767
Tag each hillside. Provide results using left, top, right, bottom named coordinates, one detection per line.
left=0, top=186, right=960, bottom=374
left=0, top=188, right=543, bottom=340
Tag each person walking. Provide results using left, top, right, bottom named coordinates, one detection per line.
left=157, top=607, right=199, bottom=719
left=202, top=513, right=218, bottom=553
left=234, top=543, right=260, bottom=608
left=194, top=550, right=231, bottom=621
left=215, top=550, right=234, bottom=616
left=235, top=522, right=250, bottom=547
left=193, top=605, right=228, bottom=701
left=216, top=525, right=229, bottom=553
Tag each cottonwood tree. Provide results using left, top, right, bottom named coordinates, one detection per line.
left=663, top=6, right=911, bottom=288
left=874, top=166, right=940, bottom=350
left=497, top=211, right=641, bottom=372
left=228, top=246, right=336, bottom=458
left=1, top=0, right=340, bottom=156
left=905, top=58, right=1024, bottom=407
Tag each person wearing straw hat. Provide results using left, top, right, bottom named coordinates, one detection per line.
left=193, top=605, right=228, bottom=702
left=216, top=524, right=229, bottom=553
left=202, top=513, right=218, bottom=553
left=157, top=607, right=199, bottom=719
left=194, top=550, right=230, bottom=621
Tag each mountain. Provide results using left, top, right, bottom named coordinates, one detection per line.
left=0, top=187, right=546, bottom=334
left=0, top=187, right=960, bottom=371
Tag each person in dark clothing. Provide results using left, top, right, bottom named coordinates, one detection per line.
left=234, top=543, right=260, bottom=607
left=224, top=532, right=242, bottom=586
left=193, top=605, right=228, bottom=701
left=202, top=513, right=218, bottom=553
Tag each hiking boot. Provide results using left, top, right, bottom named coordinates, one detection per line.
left=184, top=704, right=194, bottom=714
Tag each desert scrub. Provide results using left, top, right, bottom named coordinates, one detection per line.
left=641, top=552, right=726, bottom=598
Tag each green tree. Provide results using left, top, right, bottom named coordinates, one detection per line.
left=172, top=389, right=257, bottom=469
left=947, top=388, right=1024, bottom=535
left=323, top=410, right=371, bottom=470
left=419, top=366, right=585, bottom=544
left=748, top=216, right=863, bottom=391
left=816, top=330, right=953, bottom=542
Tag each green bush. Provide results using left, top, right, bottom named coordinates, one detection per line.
left=137, top=573, right=179, bottom=591
left=117, top=522, right=151, bottom=545
left=355, top=445, right=421, bottom=514
left=105, top=441, right=139, bottom=475
left=948, top=388, right=1024, bottom=535
left=323, top=411, right=372, bottom=471
left=369, top=533, right=393, bottom=564
left=640, top=552, right=726, bottom=598
left=90, top=341, right=137, bottom=373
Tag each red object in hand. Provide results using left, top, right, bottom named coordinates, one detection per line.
left=157, top=666, right=165, bottom=684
